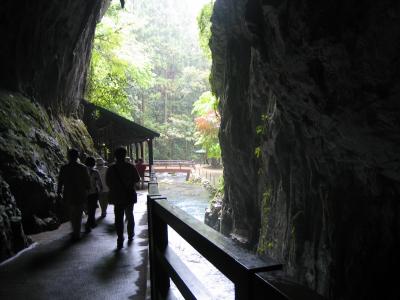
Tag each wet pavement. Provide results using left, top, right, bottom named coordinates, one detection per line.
left=0, top=193, right=150, bottom=300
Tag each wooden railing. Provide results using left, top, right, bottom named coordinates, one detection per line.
left=147, top=195, right=324, bottom=300
left=153, top=160, right=195, bottom=169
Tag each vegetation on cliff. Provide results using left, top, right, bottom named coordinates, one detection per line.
left=192, top=91, right=220, bottom=159
left=0, top=90, right=96, bottom=261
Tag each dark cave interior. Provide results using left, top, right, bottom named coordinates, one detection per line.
left=0, top=1, right=399, bottom=299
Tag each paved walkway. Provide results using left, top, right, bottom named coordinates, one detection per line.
left=0, top=193, right=150, bottom=300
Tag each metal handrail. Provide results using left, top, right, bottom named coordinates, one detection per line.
left=147, top=195, right=324, bottom=300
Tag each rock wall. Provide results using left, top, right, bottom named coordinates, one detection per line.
left=0, top=174, right=31, bottom=261
left=0, top=0, right=110, bottom=113
left=0, top=90, right=96, bottom=261
left=0, top=0, right=110, bottom=261
left=211, top=0, right=400, bottom=298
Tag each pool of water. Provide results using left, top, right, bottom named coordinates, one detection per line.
left=157, top=173, right=234, bottom=299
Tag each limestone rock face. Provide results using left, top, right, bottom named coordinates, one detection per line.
left=211, top=0, right=400, bottom=298
left=0, top=0, right=110, bottom=261
left=0, top=174, right=31, bottom=261
left=0, top=90, right=96, bottom=261
left=0, top=0, right=110, bottom=113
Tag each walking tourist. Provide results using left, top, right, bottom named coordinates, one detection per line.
left=135, top=158, right=146, bottom=189
left=84, top=156, right=102, bottom=232
left=106, top=147, right=140, bottom=249
left=57, top=148, right=90, bottom=241
left=96, top=157, right=109, bottom=218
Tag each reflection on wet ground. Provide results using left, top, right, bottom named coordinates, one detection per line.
left=0, top=174, right=233, bottom=300
left=0, top=194, right=150, bottom=300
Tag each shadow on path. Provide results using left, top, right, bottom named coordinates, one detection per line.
left=0, top=195, right=150, bottom=300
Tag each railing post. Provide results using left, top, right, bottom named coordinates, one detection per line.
left=148, top=195, right=169, bottom=299
left=235, top=273, right=252, bottom=299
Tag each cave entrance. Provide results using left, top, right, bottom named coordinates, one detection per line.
left=86, top=0, right=219, bottom=165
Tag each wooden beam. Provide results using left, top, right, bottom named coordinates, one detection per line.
left=140, top=142, right=144, bottom=159
left=148, top=139, right=154, bottom=166
left=135, top=143, right=139, bottom=160
left=158, top=246, right=213, bottom=299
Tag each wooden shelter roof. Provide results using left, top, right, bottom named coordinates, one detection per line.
left=81, top=100, right=159, bottom=145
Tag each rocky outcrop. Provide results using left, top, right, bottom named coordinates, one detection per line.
left=211, top=0, right=400, bottom=299
left=0, top=174, right=31, bottom=261
left=191, top=174, right=224, bottom=231
left=0, top=1, right=110, bottom=261
left=0, top=0, right=110, bottom=113
left=0, top=90, right=96, bottom=261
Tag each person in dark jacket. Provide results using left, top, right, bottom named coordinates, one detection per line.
left=106, top=147, right=140, bottom=249
left=57, top=148, right=90, bottom=241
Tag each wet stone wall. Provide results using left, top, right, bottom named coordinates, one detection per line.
left=210, top=0, right=400, bottom=298
left=0, top=0, right=110, bottom=113
left=0, top=90, right=96, bottom=261
left=0, top=0, right=110, bottom=261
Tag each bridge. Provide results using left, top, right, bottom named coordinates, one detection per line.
left=151, top=160, right=195, bottom=181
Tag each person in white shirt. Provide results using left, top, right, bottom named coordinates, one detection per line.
left=84, top=156, right=102, bottom=232
left=96, top=158, right=109, bottom=218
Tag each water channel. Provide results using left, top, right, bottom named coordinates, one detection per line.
left=157, top=173, right=234, bottom=299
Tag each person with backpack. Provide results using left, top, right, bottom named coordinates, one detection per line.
left=85, top=156, right=103, bottom=232
left=106, top=147, right=140, bottom=249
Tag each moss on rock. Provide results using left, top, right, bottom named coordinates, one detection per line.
left=257, top=189, right=269, bottom=253
left=0, top=90, right=96, bottom=262
left=0, top=174, right=31, bottom=261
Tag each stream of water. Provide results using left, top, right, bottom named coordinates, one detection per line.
left=157, top=173, right=234, bottom=299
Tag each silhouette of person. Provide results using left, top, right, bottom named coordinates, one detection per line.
left=57, top=148, right=90, bottom=241
left=135, top=158, right=146, bottom=189
left=96, top=157, right=109, bottom=218
left=106, top=147, right=140, bottom=249
left=79, top=151, right=87, bottom=164
left=84, top=156, right=102, bottom=232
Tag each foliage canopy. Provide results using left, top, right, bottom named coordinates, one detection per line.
left=192, top=91, right=220, bottom=158
left=197, top=1, right=214, bottom=59
left=87, top=0, right=219, bottom=161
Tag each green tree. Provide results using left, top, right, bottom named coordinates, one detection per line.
left=87, top=0, right=212, bottom=160
left=87, top=3, right=152, bottom=120
left=192, top=1, right=221, bottom=160
left=192, top=91, right=220, bottom=158
left=129, top=0, right=211, bottom=159
left=197, top=1, right=214, bottom=59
